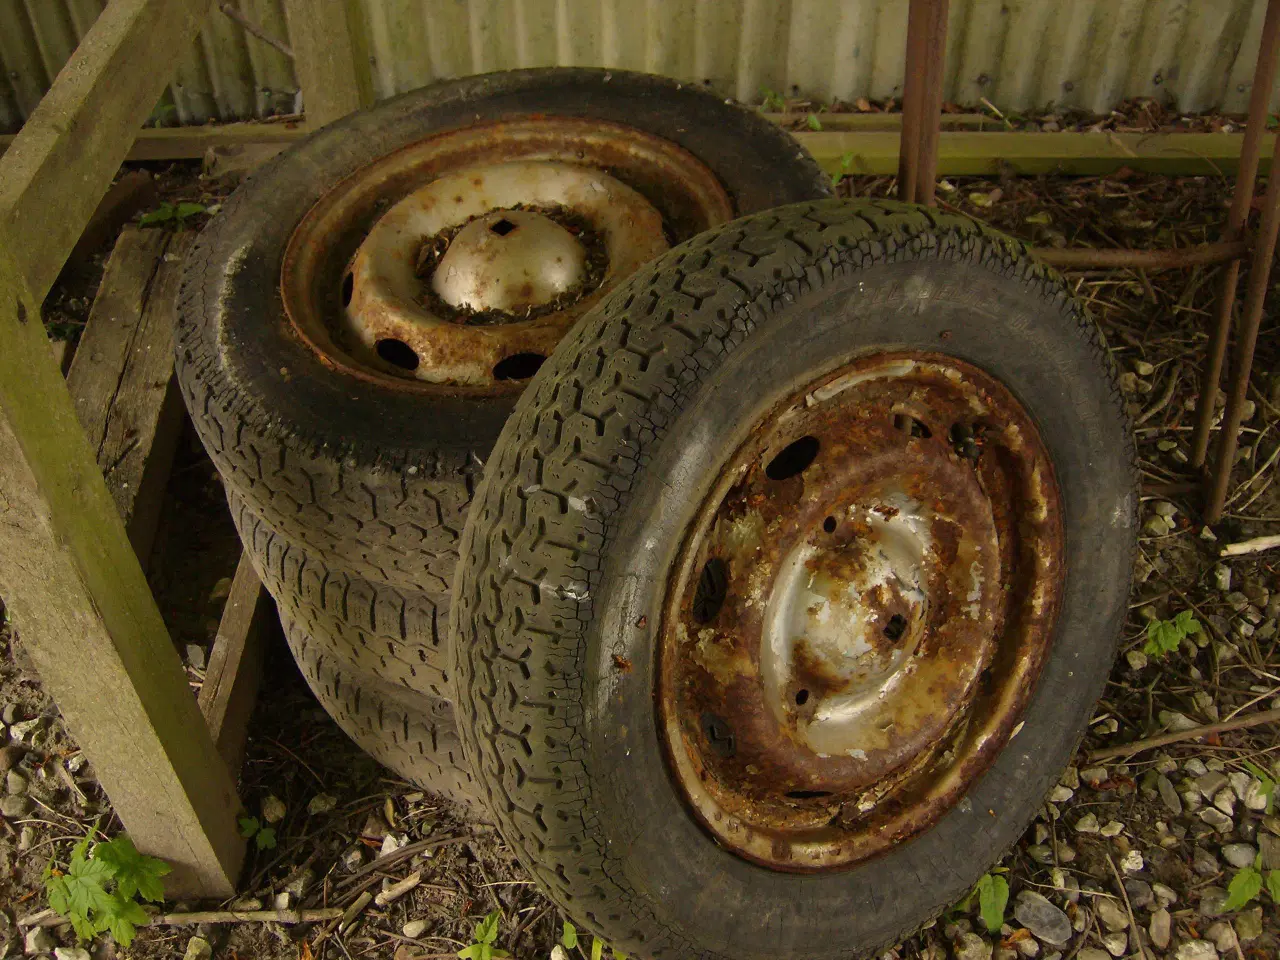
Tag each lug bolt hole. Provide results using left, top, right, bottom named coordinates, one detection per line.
left=490, top=218, right=517, bottom=236
left=795, top=689, right=810, bottom=706
left=701, top=712, right=735, bottom=757
left=341, top=272, right=354, bottom=307
left=766, top=435, right=820, bottom=481
left=883, top=613, right=907, bottom=641
left=822, top=516, right=837, bottom=534
left=692, top=557, right=729, bottom=624
left=949, top=422, right=980, bottom=460
left=492, top=352, right=547, bottom=381
left=376, top=338, right=420, bottom=371
left=893, top=413, right=932, bottom=439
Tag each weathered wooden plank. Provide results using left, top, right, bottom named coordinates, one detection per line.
left=63, top=227, right=189, bottom=564
left=806, top=130, right=1259, bottom=177
left=2, top=124, right=1260, bottom=178
left=97, top=230, right=192, bottom=563
left=0, top=121, right=310, bottom=163
left=282, top=0, right=373, bottom=127
left=66, top=230, right=171, bottom=456
left=198, top=554, right=270, bottom=778
left=0, top=0, right=218, bottom=301
left=0, top=246, right=243, bottom=898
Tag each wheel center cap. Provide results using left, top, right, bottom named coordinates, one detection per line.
left=432, top=208, right=588, bottom=313
left=762, top=499, right=931, bottom=756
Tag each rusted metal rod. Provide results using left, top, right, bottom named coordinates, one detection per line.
left=913, top=0, right=949, bottom=207
left=1205, top=128, right=1280, bottom=522
left=1191, top=0, right=1280, bottom=469
left=1032, top=240, right=1249, bottom=271
left=897, top=0, right=949, bottom=206
left=897, top=0, right=929, bottom=203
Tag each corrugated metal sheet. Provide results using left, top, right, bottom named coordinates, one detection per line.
left=2, top=0, right=1278, bottom=134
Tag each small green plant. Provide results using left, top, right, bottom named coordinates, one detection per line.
left=831, top=151, right=856, bottom=186
left=561, top=920, right=578, bottom=950
left=806, top=112, right=823, bottom=131
left=760, top=87, right=785, bottom=112
left=237, top=814, right=277, bottom=850
left=139, top=201, right=208, bottom=228
left=459, top=910, right=509, bottom=960
left=956, top=870, right=1009, bottom=933
left=1143, top=609, right=1200, bottom=659
left=1222, top=853, right=1280, bottom=911
left=1242, top=759, right=1276, bottom=814
left=44, top=832, right=169, bottom=947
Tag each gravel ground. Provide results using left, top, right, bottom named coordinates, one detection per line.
left=2, top=146, right=1279, bottom=960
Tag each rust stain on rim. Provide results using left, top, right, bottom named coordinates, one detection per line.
left=279, top=117, right=734, bottom=395
left=657, top=352, right=1063, bottom=872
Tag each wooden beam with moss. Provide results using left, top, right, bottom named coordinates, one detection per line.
left=0, top=0, right=244, bottom=897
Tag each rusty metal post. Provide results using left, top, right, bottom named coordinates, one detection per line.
left=898, top=0, right=949, bottom=206
left=1191, top=0, right=1280, bottom=469
left=914, top=0, right=949, bottom=207
left=1204, top=128, right=1280, bottom=522
left=897, top=0, right=929, bottom=203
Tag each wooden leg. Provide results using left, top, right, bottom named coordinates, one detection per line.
left=0, top=250, right=245, bottom=899
left=199, top=553, right=271, bottom=779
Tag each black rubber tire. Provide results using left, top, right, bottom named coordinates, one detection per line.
left=233, top=493, right=452, bottom=702
left=175, top=68, right=828, bottom=792
left=451, top=199, right=1136, bottom=960
left=284, top=620, right=478, bottom=806
left=175, top=67, right=831, bottom=598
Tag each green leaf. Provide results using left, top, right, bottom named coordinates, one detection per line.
left=806, top=113, right=822, bottom=131
left=490, top=951, right=509, bottom=958
left=69, top=908, right=98, bottom=943
left=1223, top=866, right=1263, bottom=911
left=65, top=856, right=114, bottom=918
left=475, top=910, right=501, bottom=945
left=174, top=202, right=207, bottom=220
left=561, top=920, right=578, bottom=949
left=1175, top=609, right=1201, bottom=634
left=94, top=835, right=170, bottom=902
left=1267, top=870, right=1280, bottom=903
left=457, top=945, right=483, bottom=960
left=99, top=891, right=148, bottom=947
left=238, top=815, right=260, bottom=838
left=591, top=937, right=604, bottom=960
left=46, top=873, right=72, bottom=917
left=1024, top=211, right=1053, bottom=225
left=614, top=952, right=629, bottom=960
left=254, top=825, right=277, bottom=851
left=977, top=873, right=1009, bottom=933
left=139, top=203, right=176, bottom=227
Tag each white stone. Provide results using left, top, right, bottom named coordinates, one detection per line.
left=1119, top=849, right=1144, bottom=873
left=1074, top=812, right=1100, bottom=834
left=1174, top=941, right=1217, bottom=960
left=1100, top=820, right=1124, bottom=838
left=1150, top=909, right=1172, bottom=949
left=261, top=795, right=286, bottom=823
left=307, top=793, right=338, bottom=815
left=403, top=919, right=428, bottom=939
left=1102, top=932, right=1128, bottom=957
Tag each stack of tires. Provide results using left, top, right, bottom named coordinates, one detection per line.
left=177, top=69, right=1135, bottom=960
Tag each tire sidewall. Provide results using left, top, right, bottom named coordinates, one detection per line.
left=183, top=68, right=831, bottom=467
left=579, top=259, right=1134, bottom=957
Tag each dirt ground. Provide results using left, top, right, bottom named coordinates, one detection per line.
left=3, top=110, right=1280, bottom=960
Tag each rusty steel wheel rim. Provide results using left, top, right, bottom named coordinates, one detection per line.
left=658, top=352, right=1064, bottom=872
left=280, top=118, right=733, bottom=394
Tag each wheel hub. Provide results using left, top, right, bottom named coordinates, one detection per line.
left=432, top=209, right=589, bottom=313
left=659, top=353, right=1063, bottom=871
